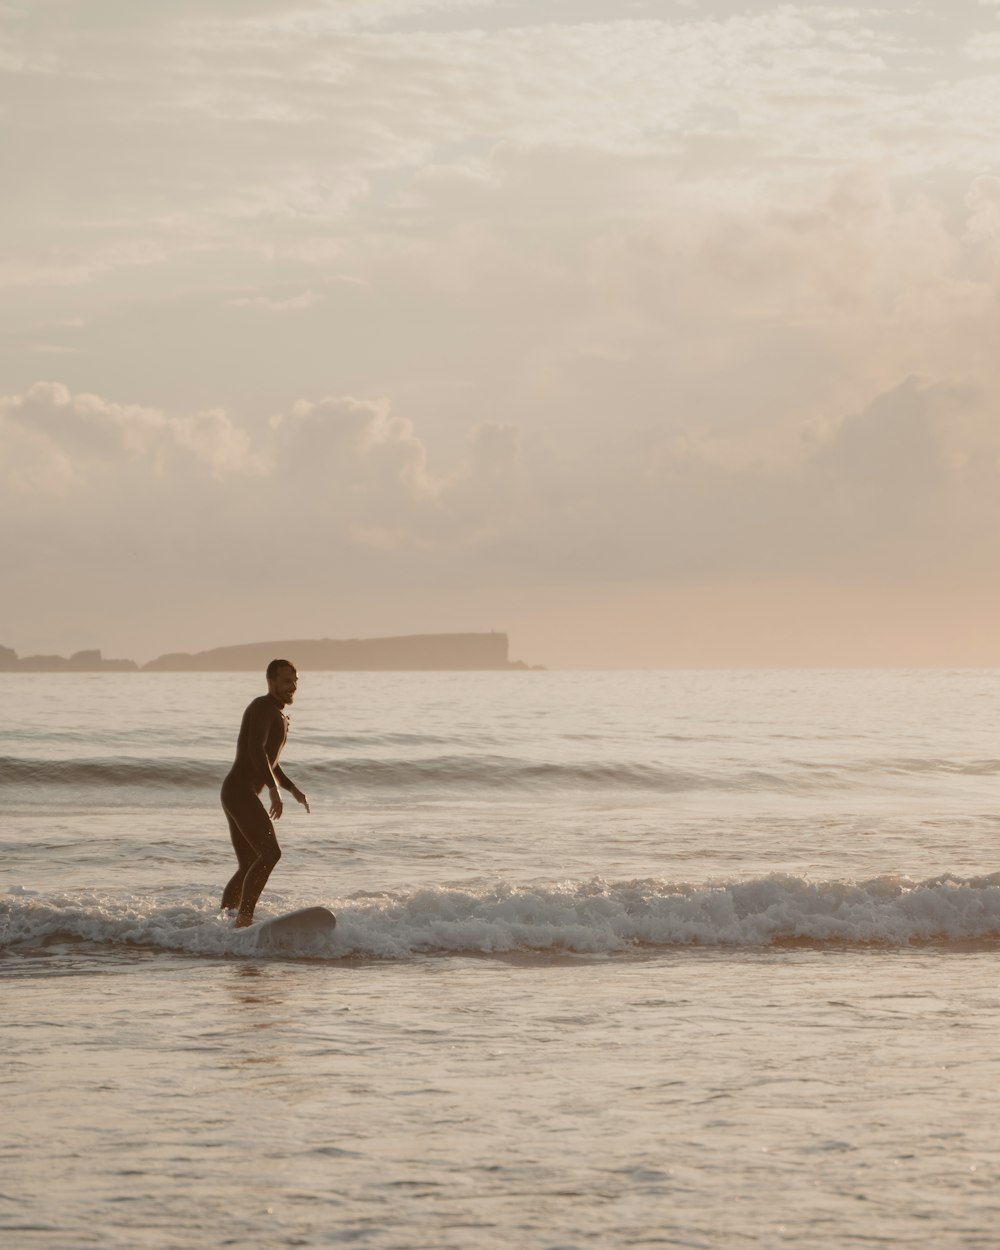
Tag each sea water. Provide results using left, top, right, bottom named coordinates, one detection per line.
left=4, top=668, right=1000, bottom=1248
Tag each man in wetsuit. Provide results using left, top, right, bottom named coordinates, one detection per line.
left=220, top=659, right=310, bottom=927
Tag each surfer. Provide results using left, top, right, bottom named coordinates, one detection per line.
left=220, top=659, right=310, bottom=927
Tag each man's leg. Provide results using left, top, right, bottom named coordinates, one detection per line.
left=221, top=790, right=282, bottom=927
left=220, top=808, right=256, bottom=911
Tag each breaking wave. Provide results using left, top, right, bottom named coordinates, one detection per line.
left=5, top=873, right=1000, bottom=960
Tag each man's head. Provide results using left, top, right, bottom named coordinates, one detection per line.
left=266, top=659, right=298, bottom=706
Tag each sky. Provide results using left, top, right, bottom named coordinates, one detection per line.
left=4, top=0, right=1000, bottom=668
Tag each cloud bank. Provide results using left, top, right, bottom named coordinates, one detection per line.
left=4, top=1, right=1000, bottom=663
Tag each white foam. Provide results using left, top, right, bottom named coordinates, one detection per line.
left=329, top=874, right=1000, bottom=956
left=5, top=874, right=1000, bottom=959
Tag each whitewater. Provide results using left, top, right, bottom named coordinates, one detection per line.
left=5, top=668, right=1000, bottom=1248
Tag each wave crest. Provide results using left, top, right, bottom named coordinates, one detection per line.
left=8, top=752, right=999, bottom=794
left=5, top=874, right=1000, bottom=959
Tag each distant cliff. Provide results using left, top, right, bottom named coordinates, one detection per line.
left=143, top=632, right=535, bottom=672
left=0, top=647, right=138, bottom=672
left=0, top=633, right=540, bottom=673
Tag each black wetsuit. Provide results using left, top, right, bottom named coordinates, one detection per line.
left=220, top=694, right=296, bottom=915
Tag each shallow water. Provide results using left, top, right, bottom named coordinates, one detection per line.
left=7, top=947, right=1000, bottom=1249
left=5, top=670, right=1000, bottom=1247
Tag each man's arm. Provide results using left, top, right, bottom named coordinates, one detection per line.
left=246, top=701, right=283, bottom=818
left=274, top=765, right=310, bottom=814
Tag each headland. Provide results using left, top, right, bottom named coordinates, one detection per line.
left=1, top=633, right=542, bottom=672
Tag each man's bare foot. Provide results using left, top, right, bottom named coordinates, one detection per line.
left=233, top=914, right=254, bottom=929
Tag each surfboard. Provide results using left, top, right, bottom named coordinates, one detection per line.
left=253, top=905, right=337, bottom=949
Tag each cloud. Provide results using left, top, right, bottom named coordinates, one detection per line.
left=965, top=176, right=1000, bottom=245
left=5, top=3, right=990, bottom=293
left=4, top=356, right=1000, bottom=664
left=0, top=382, right=266, bottom=493
left=272, top=394, right=433, bottom=499
left=964, top=31, right=1000, bottom=59
left=7, top=2, right=1000, bottom=662
left=267, top=394, right=526, bottom=548
left=10, top=362, right=999, bottom=577
left=229, top=290, right=327, bottom=311
left=171, top=408, right=269, bottom=477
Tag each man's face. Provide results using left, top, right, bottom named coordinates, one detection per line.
left=269, top=666, right=298, bottom=706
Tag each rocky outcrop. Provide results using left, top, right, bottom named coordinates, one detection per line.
left=143, top=632, right=533, bottom=671
left=1, top=633, right=541, bottom=672
left=2, top=648, right=139, bottom=672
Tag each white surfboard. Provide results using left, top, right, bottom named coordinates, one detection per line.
left=253, top=905, right=337, bottom=950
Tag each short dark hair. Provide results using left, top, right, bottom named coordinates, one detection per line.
left=266, top=658, right=296, bottom=680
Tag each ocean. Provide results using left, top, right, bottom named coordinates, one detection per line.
left=4, top=667, right=1000, bottom=1248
